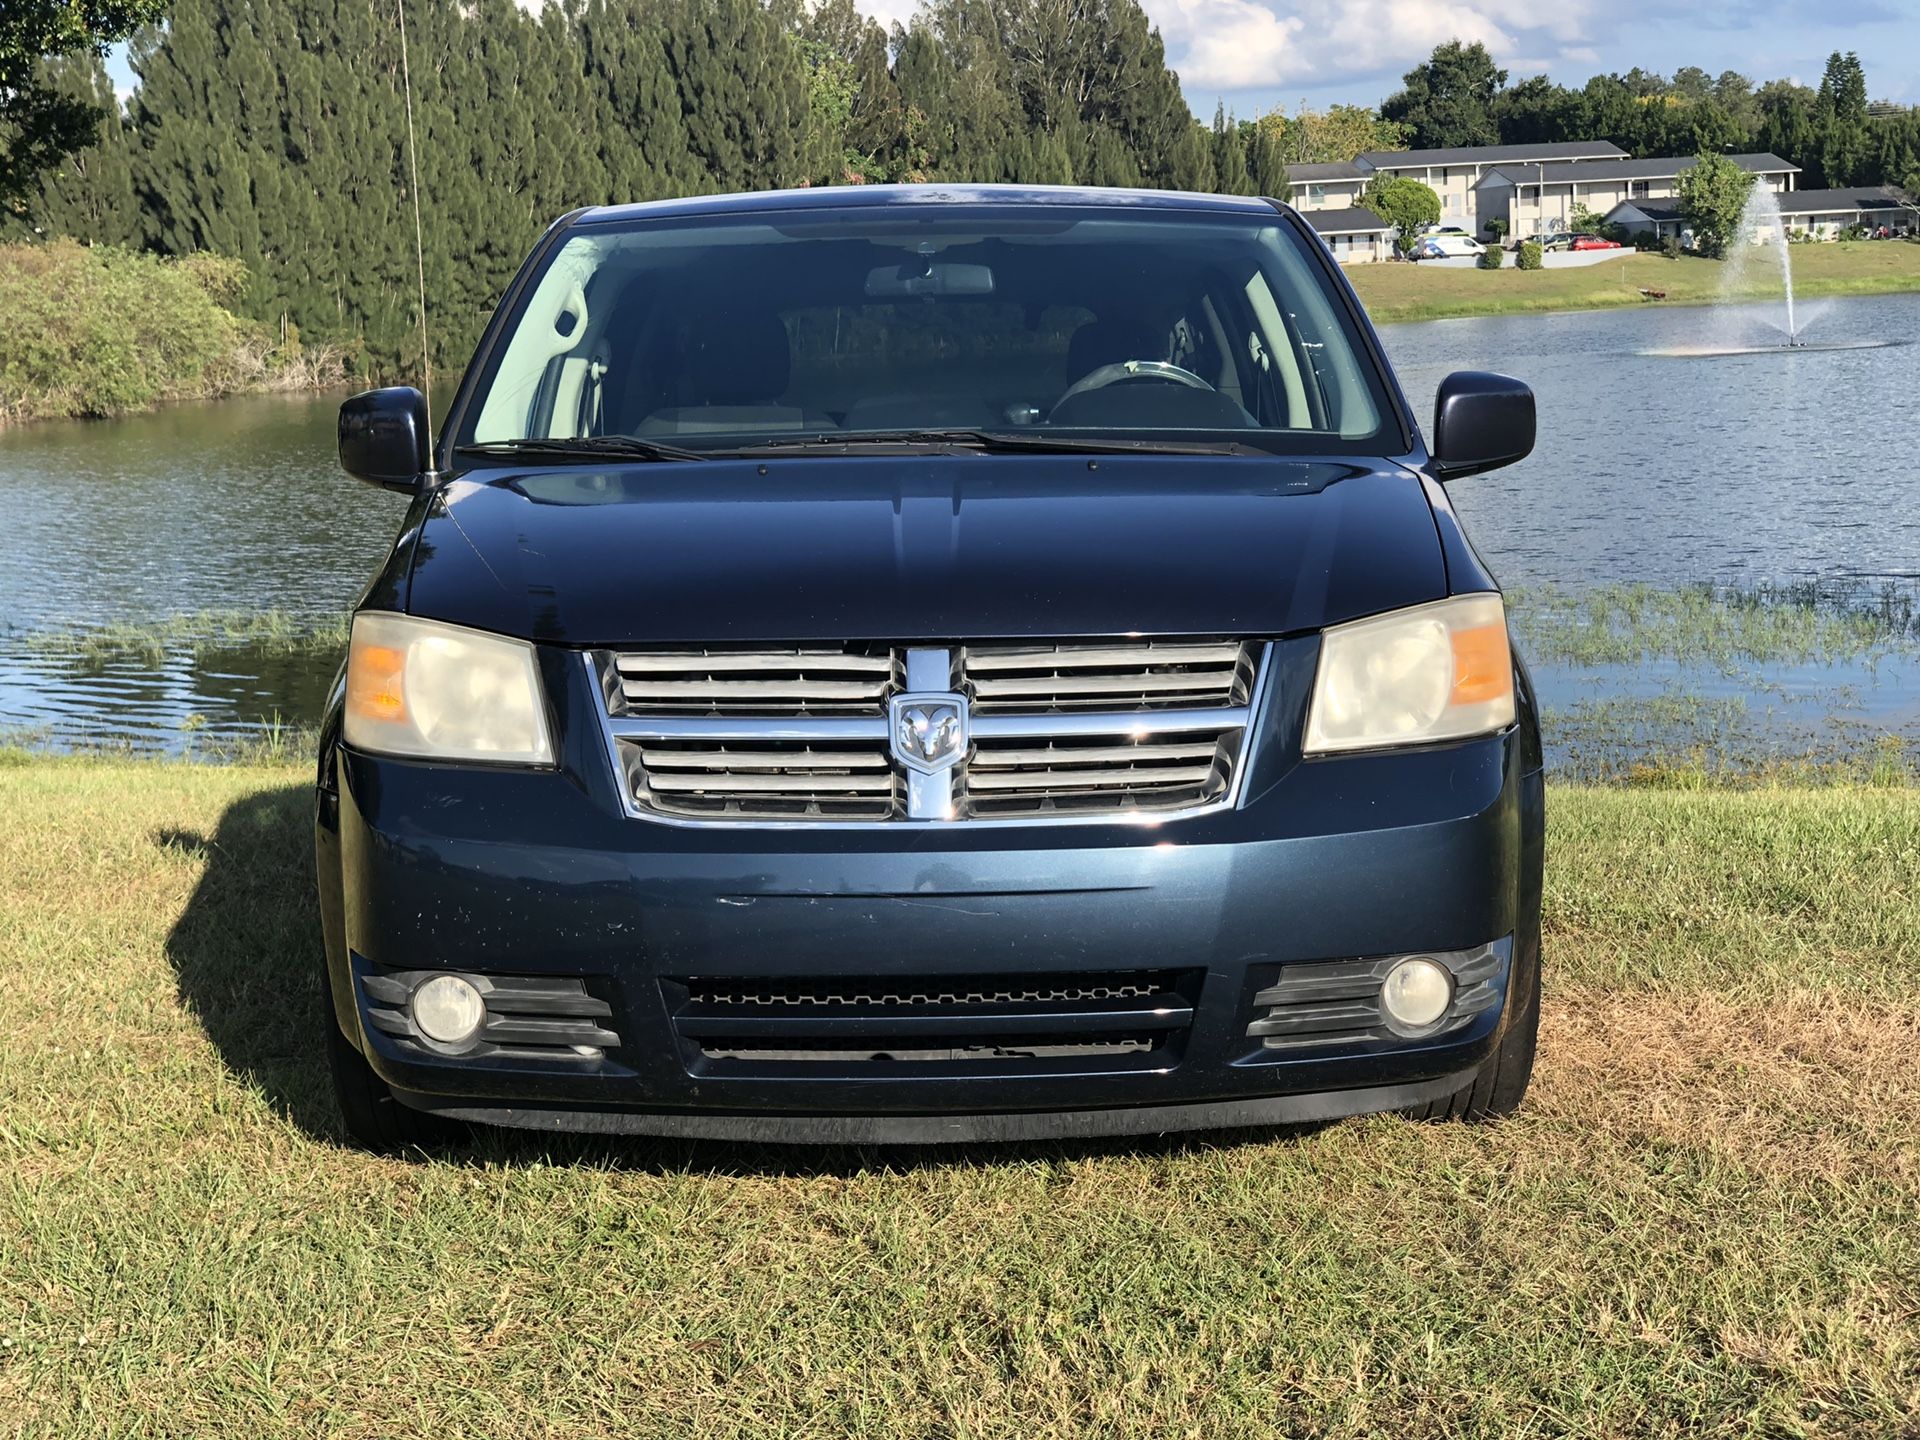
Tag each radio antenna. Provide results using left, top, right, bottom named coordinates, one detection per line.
left=396, top=0, right=433, bottom=441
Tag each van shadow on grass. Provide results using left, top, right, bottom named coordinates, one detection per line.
left=161, top=784, right=1326, bottom=1173
left=159, top=782, right=344, bottom=1141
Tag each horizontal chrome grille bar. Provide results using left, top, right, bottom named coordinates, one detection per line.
left=616, top=651, right=891, bottom=673
left=606, top=709, right=1252, bottom=743
left=963, top=642, right=1243, bottom=670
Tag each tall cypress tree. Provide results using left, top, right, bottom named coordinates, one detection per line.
left=1210, top=103, right=1250, bottom=194
left=1815, top=51, right=1871, bottom=186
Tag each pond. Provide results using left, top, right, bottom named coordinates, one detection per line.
left=3, top=292, right=1917, bottom=773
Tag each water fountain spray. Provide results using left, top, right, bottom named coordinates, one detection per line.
left=1724, top=184, right=1799, bottom=346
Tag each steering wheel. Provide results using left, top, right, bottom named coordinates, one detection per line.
left=1055, top=359, right=1216, bottom=409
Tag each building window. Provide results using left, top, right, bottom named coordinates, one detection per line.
left=1307, top=185, right=1326, bottom=205
left=1629, top=181, right=1649, bottom=199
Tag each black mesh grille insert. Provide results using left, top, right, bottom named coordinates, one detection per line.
left=686, top=973, right=1178, bottom=1009
left=668, top=969, right=1201, bottom=1070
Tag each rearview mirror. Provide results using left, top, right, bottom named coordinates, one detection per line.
left=339, top=386, right=430, bottom=492
left=864, top=260, right=994, bottom=298
left=1430, top=371, right=1534, bottom=480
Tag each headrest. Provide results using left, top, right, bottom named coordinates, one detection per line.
left=679, top=309, right=792, bottom=406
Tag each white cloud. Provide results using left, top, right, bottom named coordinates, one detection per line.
left=1151, top=0, right=1604, bottom=93
left=848, top=0, right=1602, bottom=99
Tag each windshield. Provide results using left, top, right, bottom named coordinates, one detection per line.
left=460, top=204, right=1400, bottom=456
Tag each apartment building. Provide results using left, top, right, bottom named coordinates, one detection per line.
left=1477, top=154, right=1799, bottom=239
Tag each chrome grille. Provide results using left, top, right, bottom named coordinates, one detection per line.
left=625, top=737, right=897, bottom=821
left=597, top=639, right=1268, bottom=826
left=613, top=646, right=895, bottom=715
left=964, top=730, right=1238, bottom=817
left=965, top=641, right=1254, bottom=712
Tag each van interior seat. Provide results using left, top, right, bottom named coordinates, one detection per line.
left=637, top=308, right=832, bottom=436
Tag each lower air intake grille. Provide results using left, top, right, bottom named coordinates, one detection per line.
left=668, top=970, right=1200, bottom=1069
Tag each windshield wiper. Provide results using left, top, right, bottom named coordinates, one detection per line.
left=456, top=435, right=708, bottom=464
left=726, top=429, right=1261, bottom=458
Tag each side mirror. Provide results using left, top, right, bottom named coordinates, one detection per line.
left=339, top=386, right=430, bottom=492
left=1430, top=371, right=1534, bottom=480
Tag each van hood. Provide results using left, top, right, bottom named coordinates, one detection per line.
left=402, top=455, right=1446, bottom=644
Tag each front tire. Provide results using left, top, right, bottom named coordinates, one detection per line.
left=322, top=968, right=467, bottom=1153
left=1403, top=931, right=1541, bottom=1123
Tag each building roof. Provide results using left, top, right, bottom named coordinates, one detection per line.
left=1287, top=162, right=1371, bottom=184
left=1303, top=206, right=1392, bottom=235
left=1484, top=153, right=1799, bottom=186
left=1773, top=186, right=1915, bottom=215
left=1359, top=141, right=1627, bottom=170
left=1607, top=200, right=1686, bottom=225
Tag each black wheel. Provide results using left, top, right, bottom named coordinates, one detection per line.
left=322, top=967, right=467, bottom=1153
left=1403, top=930, right=1541, bottom=1124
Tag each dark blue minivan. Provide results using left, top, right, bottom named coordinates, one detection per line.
left=317, top=184, right=1543, bottom=1149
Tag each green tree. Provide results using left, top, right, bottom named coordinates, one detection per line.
left=5, top=50, right=141, bottom=241
left=1579, top=73, right=1641, bottom=150
left=1493, top=75, right=1584, bottom=145
left=1675, top=150, right=1754, bottom=257
left=1381, top=40, right=1505, bottom=150
left=1755, top=80, right=1817, bottom=173
left=1209, top=103, right=1249, bottom=194
left=1258, top=103, right=1407, bottom=165
left=1814, top=50, right=1871, bottom=186
left=2, top=0, right=167, bottom=207
left=1362, top=173, right=1440, bottom=253
left=577, top=0, right=701, bottom=201
left=1242, top=117, right=1286, bottom=197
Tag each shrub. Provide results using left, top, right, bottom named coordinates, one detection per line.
left=1630, top=231, right=1663, bottom=251
left=1478, top=244, right=1505, bottom=269
left=1661, top=236, right=1683, bottom=259
left=0, top=240, right=340, bottom=423
left=1516, top=240, right=1544, bottom=270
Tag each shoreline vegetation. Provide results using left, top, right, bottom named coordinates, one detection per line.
left=1351, top=238, right=1920, bottom=324
left=0, top=240, right=344, bottom=426
left=1, top=760, right=1916, bottom=1434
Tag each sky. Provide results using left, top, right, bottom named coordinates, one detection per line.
left=102, top=0, right=1920, bottom=117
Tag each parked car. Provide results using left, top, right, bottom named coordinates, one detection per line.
left=1531, top=232, right=1575, bottom=252
left=1410, top=227, right=1483, bottom=259
left=1568, top=233, right=1622, bottom=251
left=320, top=184, right=1544, bottom=1150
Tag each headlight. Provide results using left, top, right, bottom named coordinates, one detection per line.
left=344, top=612, right=554, bottom=764
left=1304, top=593, right=1514, bottom=755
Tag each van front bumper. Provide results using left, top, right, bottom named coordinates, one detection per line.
left=318, top=724, right=1544, bottom=1143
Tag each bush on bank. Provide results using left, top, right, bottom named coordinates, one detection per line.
left=0, top=239, right=343, bottom=423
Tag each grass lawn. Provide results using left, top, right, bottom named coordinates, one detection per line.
left=1348, top=241, right=1920, bottom=324
left=2, top=758, right=1917, bottom=1436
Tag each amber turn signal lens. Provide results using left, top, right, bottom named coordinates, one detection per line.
left=346, top=640, right=408, bottom=724
left=1449, top=622, right=1512, bottom=708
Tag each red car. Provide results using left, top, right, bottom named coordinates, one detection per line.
left=1569, top=233, right=1622, bottom=251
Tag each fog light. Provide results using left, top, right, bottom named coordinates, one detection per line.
left=1380, top=956, right=1453, bottom=1032
left=410, top=974, right=486, bottom=1047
